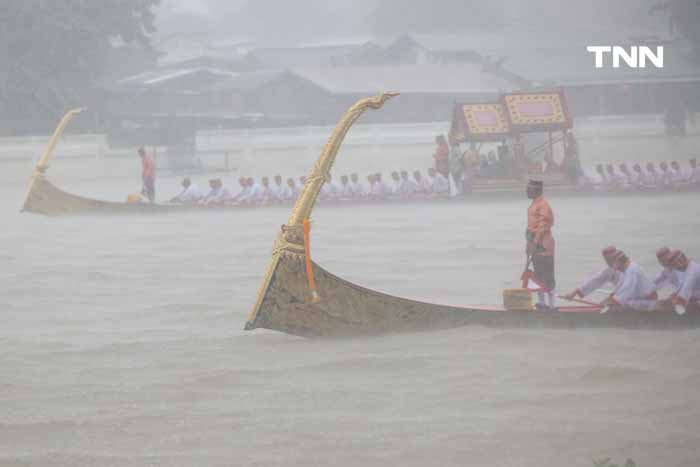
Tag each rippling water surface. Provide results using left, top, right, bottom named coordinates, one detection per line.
left=1, top=161, right=700, bottom=466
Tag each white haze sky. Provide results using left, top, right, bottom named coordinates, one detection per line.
left=156, top=0, right=665, bottom=44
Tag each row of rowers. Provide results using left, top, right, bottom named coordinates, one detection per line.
left=564, top=247, right=700, bottom=314
left=594, top=158, right=699, bottom=189
left=169, top=169, right=451, bottom=205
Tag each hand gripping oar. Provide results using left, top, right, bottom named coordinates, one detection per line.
left=557, top=294, right=603, bottom=312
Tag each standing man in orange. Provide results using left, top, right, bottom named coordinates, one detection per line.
left=138, top=147, right=156, bottom=203
left=526, top=179, right=556, bottom=310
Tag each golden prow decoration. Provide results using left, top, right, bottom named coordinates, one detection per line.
left=22, top=108, right=85, bottom=212
left=245, top=92, right=398, bottom=331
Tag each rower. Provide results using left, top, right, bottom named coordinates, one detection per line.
left=619, top=163, right=633, bottom=186
left=390, top=171, right=402, bottom=194
left=261, top=176, right=278, bottom=203
left=339, top=175, right=352, bottom=198
left=201, top=179, right=219, bottom=205
left=273, top=175, right=285, bottom=199
left=278, top=178, right=294, bottom=202
left=413, top=170, right=431, bottom=194
left=399, top=170, right=418, bottom=195
left=605, top=163, right=625, bottom=187
left=349, top=173, right=367, bottom=197
left=595, top=164, right=608, bottom=185
left=631, top=163, right=644, bottom=188
left=372, top=172, right=391, bottom=198
left=564, top=246, right=623, bottom=301
left=231, top=177, right=250, bottom=203
left=607, top=250, right=657, bottom=311
left=170, top=177, right=203, bottom=204
left=669, top=250, right=700, bottom=314
left=659, top=161, right=673, bottom=187
left=688, top=158, right=699, bottom=184
left=653, top=247, right=684, bottom=292
left=670, top=161, right=686, bottom=186
left=366, top=174, right=376, bottom=196
left=526, top=179, right=556, bottom=310
left=428, top=167, right=449, bottom=195
left=284, top=177, right=299, bottom=201
left=643, top=162, right=659, bottom=188
left=238, top=177, right=264, bottom=205
left=203, top=178, right=233, bottom=205
left=321, top=174, right=342, bottom=200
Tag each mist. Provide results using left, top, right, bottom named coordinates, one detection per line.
left=2, top=1, right=700, bottom=467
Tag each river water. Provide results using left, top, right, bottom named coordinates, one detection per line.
left=1, top=138, right=700, bottom=466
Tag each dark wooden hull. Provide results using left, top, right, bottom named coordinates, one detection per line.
left=22, top=175, right=200, bottom=216
left=244, top=252, right=700, bottom=338
left=22, top=174, right=700, bottom=217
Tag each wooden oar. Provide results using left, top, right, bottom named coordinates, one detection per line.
left=557, top=294, right=604, bottom=312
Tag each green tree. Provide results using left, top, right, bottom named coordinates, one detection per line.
left=0, top=0, right=160, bottom=133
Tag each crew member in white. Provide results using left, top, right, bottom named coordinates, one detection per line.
left=669, top=250, right=700, bottom=313
left=170, top=177, right=203, bottom=204
left=427, top=167, right=449, bottom=194
left=349, top=173, right=367, bottom=198
left=607, top=250, right=657, bottom=311
left=564, top=246, right=623, bottom=301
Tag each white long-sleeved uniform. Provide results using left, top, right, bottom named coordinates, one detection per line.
left=202, top=186, right=233, bottom=204
left=653, top=267, right=684, bottom=292
left=371, top=180, right=391, bottom=197
left=398, top=178, right=418, bottom=195
left=688, top=167, right=700, bottom=184
left=676, top=260, right=700, bottom=305
left=612, top=262, right=657, bottom=310
left=671, top=169, right=686, bottom=186
left=415, top=177, right=431, bottom=193
left=348, top=181, right=366, bottom=197
left=321, top=181, right=343, bottom=200
left=579, top=267, right=623, bottom=297
left=641, top=171, right=659, bottom=188
left=172, top=183, right=203, bottom=203
left=430, top=173, right=449, bottom=194
left=278, top=185, right=294, bottom=202
left=238, top=182, right=264, bottom=204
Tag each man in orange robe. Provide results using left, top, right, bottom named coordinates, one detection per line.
left=526, top=179, right=556, bottom=309
left=138, top=147, right=156, bottom=203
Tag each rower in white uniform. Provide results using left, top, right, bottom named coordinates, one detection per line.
left=413, top=170, right=431, bottom=194
left=427, top=167, right=449, bottom=195
left=279, top=178, right=295, bottom=202
left=607, top=250, right=658, bottom=311
left=669, top=250, right=700, bottom=314
left=170, top=177, right=203, bottom=204
left=564, top=246, right=623, bottom=301
left=659, top=161, right=674, bottom=188
left=653, top=247, right=684, bottom=292
left=688, top=158, right=699, bottom=185
left=642, top=162, right=660, bottom=189
left=237, top=177, right=264, bottom=205
left=399, top=170, right=418, bottom=196
left=349, top=173, right=367, bottom=198
left=371, top=172, right=391, bottom=198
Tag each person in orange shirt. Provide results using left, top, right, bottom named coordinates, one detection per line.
left=526, top=179, right=556, bottom=310
left=138, top=147, right=156, bottom=203
left=432, top=135, right=450, bottom=179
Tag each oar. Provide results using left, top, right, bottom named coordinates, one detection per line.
left=557, top=294, right=604, bottom=313
left=557, top=295, right=601, bottom=308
